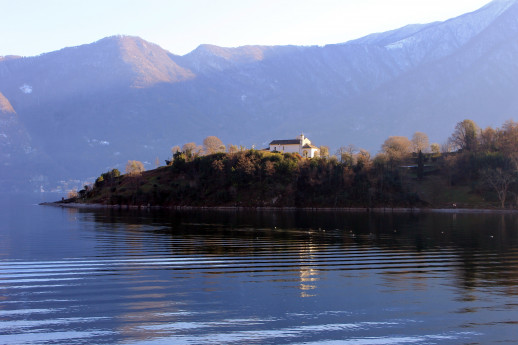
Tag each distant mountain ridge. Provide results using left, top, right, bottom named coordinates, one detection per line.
left=1, top=0, right=518, bottom=192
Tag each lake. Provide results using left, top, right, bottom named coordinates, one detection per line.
left=1, top=195, right=518, bottom=344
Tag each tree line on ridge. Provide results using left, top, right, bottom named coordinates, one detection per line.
left=74, top=119, right=518, bottom=209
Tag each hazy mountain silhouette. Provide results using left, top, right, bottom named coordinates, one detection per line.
left=0, top=0, right=517, bottom=191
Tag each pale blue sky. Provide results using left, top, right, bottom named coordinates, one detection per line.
left=1, top=0, right=491, bottom=57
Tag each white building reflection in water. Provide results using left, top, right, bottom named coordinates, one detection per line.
left=298, top=242, right=320, bottom=298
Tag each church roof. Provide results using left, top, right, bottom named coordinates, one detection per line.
left=303, top=144, right=318, bottom=149
left=269, top=139, right=301, bottom=145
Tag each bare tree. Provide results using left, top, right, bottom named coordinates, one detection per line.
left=355, top=149, right=371, bottom=168
left=373, top=153, right=388, bottom=169
left=171, top=145, right=181, bottom=155
left=336, top=145, right=356, bottom=165
left=125, top=160, right=145, bottom=176
left=411, top=132, right=429, bottom=153
left=479, top=127, right=497, bottom=152
left=203, top=136, right=225, bottom=155
left=483, top=168, right=515, bottom=208
left=182, top=142, right=196, bottom=155
left=227, top=144, right=238, bottom=154
left=499, top=120, right=518, bottom=155
left=382, top=136, right=411, bottom=165
left=449, top=119, right=479, bottom=152
left=319, top=145, right=330, bottom=158
left=67, top=190, right=78, bottom=199
left=182, top=142, right=202, bottom=160
left=430, top=143, right=441, bottom=156
left=441, top=139, right=455, bottom=153
left=125, top=160, right=145, bottom=203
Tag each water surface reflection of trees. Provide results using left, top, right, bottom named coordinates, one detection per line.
left=72, top=208, right=518, bottom=297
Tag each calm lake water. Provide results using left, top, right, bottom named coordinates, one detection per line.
left=1, top=195, right=518, bottom=344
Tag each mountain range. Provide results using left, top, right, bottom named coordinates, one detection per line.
left=1, top=0, right=518, bottom=192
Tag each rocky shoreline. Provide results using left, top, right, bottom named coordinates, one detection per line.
left=40, top=201, right=518, bottom=214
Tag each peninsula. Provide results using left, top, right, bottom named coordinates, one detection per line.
left=57, top=120, right=518, bottom=210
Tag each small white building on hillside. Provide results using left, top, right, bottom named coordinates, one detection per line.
left=269, top=134, right=320, bottom=158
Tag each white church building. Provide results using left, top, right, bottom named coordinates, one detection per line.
left=268, top=134, right=320, bottom=158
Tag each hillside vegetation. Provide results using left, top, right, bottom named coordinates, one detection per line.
left=68, top=119, right=518, bottom=209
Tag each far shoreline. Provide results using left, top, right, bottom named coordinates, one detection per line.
left=39, top=202, right=518, bottom=215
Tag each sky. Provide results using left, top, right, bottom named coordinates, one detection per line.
left=1, top=0, right=493, bottom=57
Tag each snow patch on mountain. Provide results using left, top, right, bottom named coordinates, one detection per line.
left=385, top=36, right=418, bottom=50
left=19, top=84, right=33, bottom=94
left=379, top=0, right=517, bottom=67
left=86, top=138, right=110, bottom=147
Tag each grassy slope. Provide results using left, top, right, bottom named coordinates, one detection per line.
left=410, top=175, right=494, bottom=209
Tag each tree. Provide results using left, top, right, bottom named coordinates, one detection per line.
left=166, top=146, right=182, bottom=165
left=182, top=142, right=196, bottom=156
left=336, top=145, right=356, bottom=166
left=111, top=169, right=121, bottom=178
left=96, top=168, right=121, bottom=187
left=319, top=146, right=330, bottom=158
left=95, top=175, right=104, bottom=187
left=182, top=142, right=202, bottom=160
left=441, top=139, right=456, bottom=153
left=499, top=120, right=518, bottom=155
left=381, top=136, right=411, bottom=165
left=203, top=136, right=225, bottom=155
left=373, top=153, right=388, bottom=170
left=482, top=168, right=515, bottom=208
left=441, top=155, right=456, bottom=186
left=449, top=119, right=479, bottom=152
left=411, top=132, right=429, bottom=153
left=171, top=145, right=181, bottom=155
left=479, top=127, right=497, bottom=152
left=355, top=149, right=371, bottom=169
left=263, top=160, right=275, bottom=176
left=417, top=150, right=425, bottom=180
left=67, top=190, right=78, bottom=199
left=211, top=159, right=224, bottom=172
left=125, top=160, right=145, bottom=176
left=430, top=143, right=441, bottom=156
left=227, top=144, right=238, bottom=154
